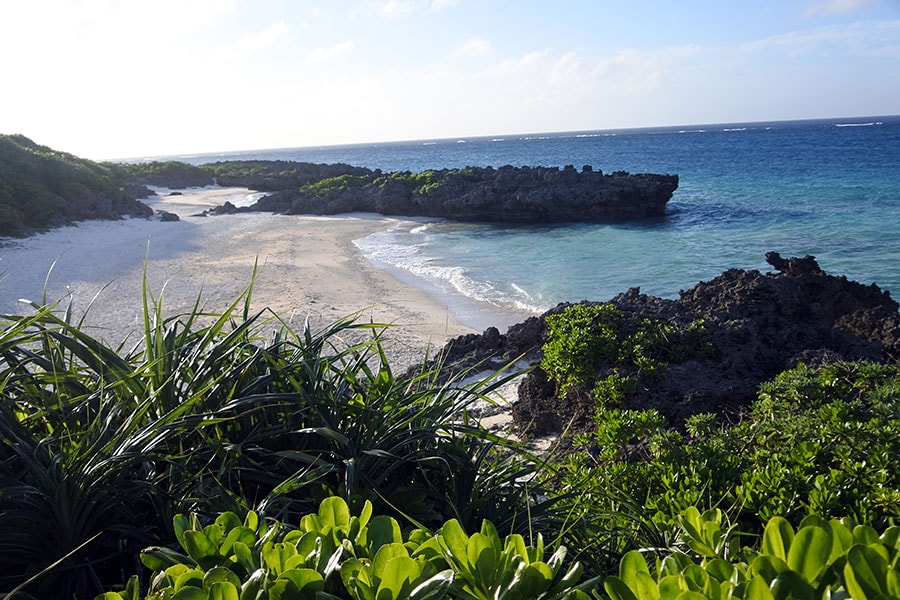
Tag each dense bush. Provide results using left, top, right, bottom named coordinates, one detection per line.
left=0, top=134, right=143, bottom=235
left=540, top=303, right=709, bottom=409
left=301, top=174, right=374, bottom=195
left=0, top=280, right=548, bottom=598
left=548, top=359, right=900, bottom=566
left=107, top=160, right=213, bottom=188
left=4, top=284, right=900, bottom=597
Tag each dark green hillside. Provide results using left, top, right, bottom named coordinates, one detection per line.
left=107, top=159, right=373, bottom=191
left=0, top=134, right=152, bottom=236
left=106, top=159, right=214, bottom=188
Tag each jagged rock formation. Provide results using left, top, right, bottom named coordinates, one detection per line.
left=113, top=159, right=678, bottom=223
left=431, top=253, right=900, bottom=436
left=252, top=165, right=678, bottom=222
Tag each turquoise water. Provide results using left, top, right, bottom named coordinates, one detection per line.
left=178, top=116, right=900, bottom=319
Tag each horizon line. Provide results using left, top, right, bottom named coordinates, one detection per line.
left=113, top=113, right=900, bottom=163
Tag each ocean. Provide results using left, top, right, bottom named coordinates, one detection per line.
left=171, top=116, right=900, bottom=328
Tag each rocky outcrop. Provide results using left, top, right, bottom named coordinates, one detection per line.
left=255, top=165, right=677, bottom=222
left=428, top=253, right=900, bottom=435
left=118, top=160, right=678, bottom=223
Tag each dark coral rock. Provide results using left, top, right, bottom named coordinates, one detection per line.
left=428, top=254, right=900, bottom=437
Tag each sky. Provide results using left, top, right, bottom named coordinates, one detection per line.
left=0, top=0, right=898, bottom=159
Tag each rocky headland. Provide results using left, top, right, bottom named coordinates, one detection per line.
left=122, top=159, right=678, bottom=222
left=430, top=253, right=900, bottom=436
left=242, top=164, right=679, bottom=222
left=1, top=135, right=679, bottom=233
left=123, top=159, right=679, bottom=222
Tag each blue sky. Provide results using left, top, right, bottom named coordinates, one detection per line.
left=1, top=0, right=898, bottom=159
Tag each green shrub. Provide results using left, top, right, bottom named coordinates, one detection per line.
left=551, top=360, right=900, bottom=564
left=300, top=174, right=373, bottom=195
left=602, top=507, right=900, bottom=600
left=541, top=304, right=622, bottom=397
left=370, top=170, right=445, bottom=194
left=540, top=304, right=708, bottom=408
left=0, top=133, right=131, bottom=233
left=96, top=496, right=598, bottom=600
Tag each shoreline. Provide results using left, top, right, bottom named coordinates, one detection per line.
left=0, top=187, right=524, bottom=367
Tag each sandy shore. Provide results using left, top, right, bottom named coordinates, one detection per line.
left=0, top=187, right=491, bottom=367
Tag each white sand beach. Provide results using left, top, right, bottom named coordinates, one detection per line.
left=0, top=187, right=486, bottom=366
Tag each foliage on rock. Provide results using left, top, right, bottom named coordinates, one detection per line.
left=539, top=302, right=710, bottom=420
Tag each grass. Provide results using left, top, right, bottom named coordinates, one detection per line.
left=0, top=272, right=553, bottom=599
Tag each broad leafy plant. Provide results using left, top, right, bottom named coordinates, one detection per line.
left=436, top=518, right=598, bottom=600
left=602, top=507, right=900, bottom=600
left=95, top=496, right=597, bottom=600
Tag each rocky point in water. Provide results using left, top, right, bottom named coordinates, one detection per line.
left=429, top=253, right=900, bottom=436
left=208, top=163, right=678, bottom=223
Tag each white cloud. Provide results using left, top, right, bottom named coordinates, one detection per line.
left=378, top=0, right=457, bottom=18
left=740, top=20, right=900, bottom=58
left=454, top=37, right=493, bottom=58
left=306, top=40, right=355, bottom=62
left=486, top=45, right=697, bottom=93
left=491, top=50, right=551, bottom=75
left=802, top=0, right=880, bottom=18
left=221, top=22, right=290, bottom=59
left=541, top=47, right=699, bottom=101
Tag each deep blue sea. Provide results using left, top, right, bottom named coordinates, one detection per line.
left=172, top=116, right=900, bottom=324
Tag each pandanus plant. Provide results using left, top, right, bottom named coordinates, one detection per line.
left=1, top=268, right=554, bottom=598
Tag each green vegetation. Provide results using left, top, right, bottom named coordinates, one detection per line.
left=550, top=360, right=900, bottom=542
left=101, top=496, right=596, bottom=600
left=107, top=160, right=212, bottom=187
left=603, top=507, right=900, bottom=600
left=3, top=287, right=900, bottom=598
left=533, top=305, right=900, bottom=572
left=540, top=304, right=709, bottom=407
left=297, top=170, right=450, bottom=197
left=301, top=174, right=374, bottom=195
left=0, top=134, right=140, bottom=235
left=0, top=276, right=547, bottom=598
left=106, top=160, right=479, bottom=201
left=373, top=171, right=444, bottom=195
